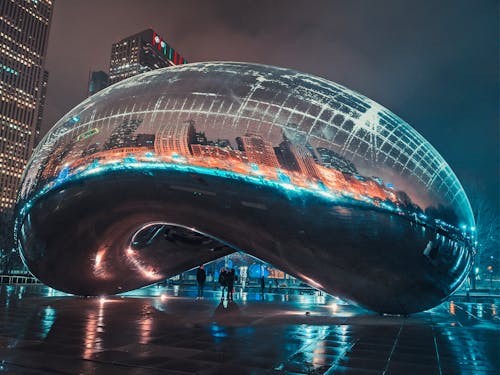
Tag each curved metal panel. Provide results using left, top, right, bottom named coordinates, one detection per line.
left=16, top=62, right=474, bottom=313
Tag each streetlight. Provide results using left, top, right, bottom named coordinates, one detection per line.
left=487, top=265, right=493, bottom=290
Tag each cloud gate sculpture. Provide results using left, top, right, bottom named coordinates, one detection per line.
left=16, top=62, right=475, bottom=314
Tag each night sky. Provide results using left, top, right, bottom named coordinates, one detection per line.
left=42, top=0, right=499, bottom=210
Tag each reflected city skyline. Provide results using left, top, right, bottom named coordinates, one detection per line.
left=19, top=63, right=474, bottom=231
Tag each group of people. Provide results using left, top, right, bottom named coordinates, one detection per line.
left=218, top=267, right=237, bottom=301
left=196, top=265, right=237, bottom=301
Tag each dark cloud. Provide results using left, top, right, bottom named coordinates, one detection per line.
left=42, top=0, right=498, bottom=209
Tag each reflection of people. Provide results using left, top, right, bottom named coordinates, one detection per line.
left=227, top=269, right=236, bottom=301
left=260, top=276, right=265, bottom=294
left=196, top=265, right=206, bottom=299
left=218, top=268, right=228, bottom=301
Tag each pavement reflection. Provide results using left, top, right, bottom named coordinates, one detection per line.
left=0, top=285, right=497, bottom=374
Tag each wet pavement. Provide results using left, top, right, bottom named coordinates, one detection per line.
left=0, top=285, right=498, bottom=374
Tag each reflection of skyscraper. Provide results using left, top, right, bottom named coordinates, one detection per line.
left=275, top=136, right=319, bottom=179
left=305, top=143, right=320, bottom=163
left=103, top=118, right=143, bottom=150
left=316, top=147, right=357, bottom=174
left=240, top=133, right=279, bottom=168
left=0, top=1, right=53, bottom=210
left=235, top=137, right=245, bottom=152
left=275, top=138, right=299, bottom=172
left=135, top=134, right=155, bottom=149
left=292, top=144, right=320, bottom=179
left=88, top=71, right=109, bottom=97
left=155, top=122, right=195, bottom=156
left=194, top=132, right=208, bottom=145
left=211, top=139, right=232, bottom=148
left=109, top=29, right=187, bottom=85
left=191, top=144, right=248, bottom=164
left=41, top=141, right=76, bottom=180
left=82, top=143, right=102, bottom=157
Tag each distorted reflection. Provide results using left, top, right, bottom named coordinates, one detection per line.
left=3, top=285, right=14, bottom=308
left=213, top=300, right=241, bottom=319
left=17, top=286, right=25, bottom=300
left=281, top=324, right=353, bottom=370
left=44, top=287, right=70, bottom=297
left=467, top=304, right=472, bottom=319
left=440, top=325, right=489, bottom=372
left=477, top=304, right=483, bottom=318
left=331, top=302, right=339, bottom=314
left=93, top=247, right=109, bottom=279
left=41, top=306, right=56, bottom=339
left=315, top=294, right=326, bottom=304
left=449, top=301, right=456, bottom=315
left=83, top=299, right=105, bottom=359
left=139, top=304, right=153, bottom=344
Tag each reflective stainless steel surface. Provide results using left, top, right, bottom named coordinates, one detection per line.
left=16, top=63, right=474, bottom=313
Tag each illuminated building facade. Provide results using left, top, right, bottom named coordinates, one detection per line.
left=0, top=0, right=53, bottom=210
left=16, top=63, right=475, bottom=314
left=34, top=70, right=49, bottom=147
left=109, top=29, right=187, bottom=85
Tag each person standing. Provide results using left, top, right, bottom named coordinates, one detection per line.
left=227, top=268, right=236, bottom=301
left=196, top=265, right=206, bottom=299
left=218, top=268, right=228, bottom=301
left=260, top=276, right=265, bottom=294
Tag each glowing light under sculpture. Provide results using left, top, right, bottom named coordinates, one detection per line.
left=16, top=62, right=474, bottom=313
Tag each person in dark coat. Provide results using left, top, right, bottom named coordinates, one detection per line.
left=260, top=276, right=265, bottom=294
left=227, top=268, right=237, bottom=301
left=196, top=265, right=206, bottom=299
left=218, top=268, right=228, bottom=301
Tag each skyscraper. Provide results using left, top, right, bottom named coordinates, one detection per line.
left=35, top=70, right=49, bottom=147
left=109, top=29, right=187, bottom=85
left=0, top=0, right=53, bottom=211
